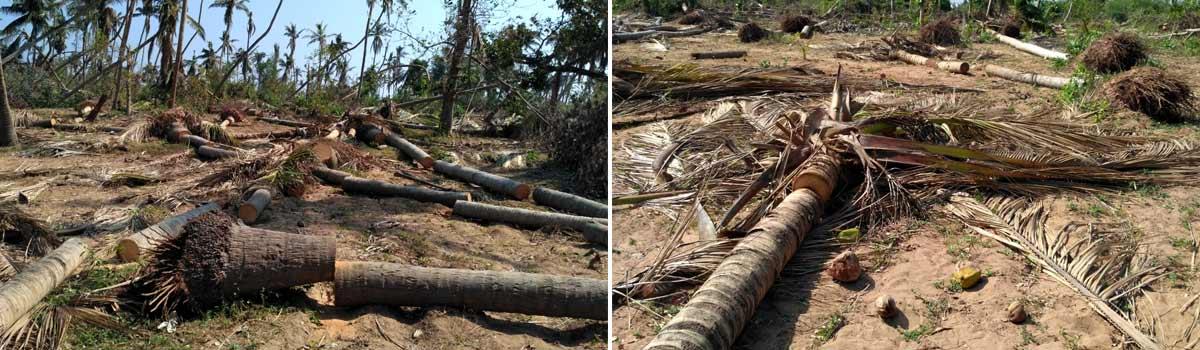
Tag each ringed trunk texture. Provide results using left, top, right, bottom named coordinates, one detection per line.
left=183, top=134, right=211, bottom=147
left=0, top=238, right=92, bottom=332
left=532, top=187, right=608, bottom=218
left=195, top=145, right=239, bottom=160
left=116, top=202, right=219, bottom=262
left=238, top=188, right=271, bottom=224
left=983, top=64, right=1078, bottom=88
left=213, top=225, right=335, bottom=297
left=434, top=160, right=532, bottom=200
left=985, top=27, right=1068, bottom=60
left=166, top=122, right=190, bottom=143
left=229, top=128, right=310, bottom=140
left=893, top=50, right=970, bottom=74
left=452, top=201, right=608, bottom=245
left=645, top=153, right=840, bottom=350
left=0, top=58, right=16, bottom=147
left=691, top=51, right=747, bottom=59
left=341, top=176, right=469, bottom=207
left=334, top=261, right=607, bottom=320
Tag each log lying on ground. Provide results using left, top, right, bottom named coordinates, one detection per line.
left=983, top=64, right=1079, bottom=88
left=614, top=26, right=714, bottom=43
left=893, top=50, right=970, bottom=74
left=532, top=187, right=608, bottom=218
left=116, top=202, right=220, bottom=262
left=985, top=27, right=1068, bottom=60
left=22, top=118, right=126, bottom=133
left=452, top=201, right=607, bottom=245
left=691, top=50, right=747, bottom=59
left=195, top=145, right=239, bottom=159
left=238, top=188, right=271, bottom=224
left=356, top=123, right=434, bottom=168
left=311, top=166, right=469, bottom=206
left=334, top=261, right=606, bottom=320
left=434, top=161, right=532, bottom=200
left=229, top=127, right=310, bottom=140
left=186, top=215, right=335, bottom=304
left=256, top=117, right=314, bottom=128
left=0, top=238, right=92, bottom=332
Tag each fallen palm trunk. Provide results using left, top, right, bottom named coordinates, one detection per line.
left=116, top=202, right=220, bottom=262
left=237, top=188, right=271, bottom=224
left=893, top=50, right=970, bottom=74
left=256, top=117, right=314, bottom=128
left=311, top=166, right=468, bottom=206
left=229, top=127, right=310, bottom=140
left=22, top=118, right=125, bottom=133
left=357, top=123, right=434, bottom=168
left=691, top=50, right=747, bottom=59
left=985, top=28, right=1068, bottom=60
left=434, top=160, right=532, bottom=200
left=0, top=238, right=92, bottom=333
left=452, top=201, right=608, bottom=245
left=532, top=187, right=608, bottom=218
left=982, top=64, right=1078, bottom=88
left=195, top=145, right=239, bottom=159
left=646, top=153, right=840, bottom=350
left=334, top=261, right=606, bottom=319
left=614, top=26, right=714, bottom=43
left=0, top=252, right=13, bottom=280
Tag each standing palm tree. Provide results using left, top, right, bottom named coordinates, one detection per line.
left=1, top=0, right=61, bottom=64
left=209, top=0, right=248, bottom=60
left=242, top=11, right=254, bottom=82
left=282, top=23, right=299, bottom=82
left=303, top=22, right=328, bottom=90
left=0, top=59, right=15, bottom=147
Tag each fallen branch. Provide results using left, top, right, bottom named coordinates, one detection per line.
left=115, top=202, right=219, bottom=262
left=983, top=64, right=1079, bottom=88
left=893, top=50, right=970, bottom=74
left=690, top=50, right=747, bottom=59
left=434, top=161, right=532, bottom=200
left=1151, top=28, right=1200, bottom=38
left=532, top=187, right=607, bottom=219
left=334, top=261, right=606, bottom=320
left=452, top=201, right=607, bottom=245
left=228, top=127, right=311, bottom=140
left=0, top=238, right=92, bottom=332
left=985, top=27, right=1068, bottom=60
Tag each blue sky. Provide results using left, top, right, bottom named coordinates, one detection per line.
left=4, top=0, right=562, bottom=70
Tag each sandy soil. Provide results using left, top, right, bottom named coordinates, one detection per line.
left=612, top=16, right=1200, bottom=350
left=0, top=108, right=605, bottom=349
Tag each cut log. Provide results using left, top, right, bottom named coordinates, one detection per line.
left=383, top=133, right=434, bottom=169
left=982, top=64, right=1079, bottom=89
left=311, top=166, right=352, bottom=185
left=257, top=117, right=314, bottom=128
left=690, top=50, right=747, bottom=59
left=167, top=122, right=190, bottom=143
left=614, top=26, right=715, bottom=43
left=195, top=145, right=239, bottom=159
left=115, top=202, right=220, bottom=262
left=434, top=160, right=532, bottom=200
left=83, top=94, right=109, bottom=122
left=646, top=152, right=840, bottom=350
left=0, top=238, right=92, bottom=332
left=532, top=187, right=608, bottom=218
left=237, top=188, right=271, bottom=224
left=893, top=50, right=970, bottom=74
left=355, top=123, right=388, bottom=145
left=194, top=220, right=335, bottom=300
left=985, top=27, right=1069, bottom=60
left=334, top=261, right=607, bottom=319
left=452, top=201, right=607, bottom=245
left=0, top=252, right=13, bottom=280
left=183, top=134, right=211, bottom=147
left=341, top=176, right=469, bottom=207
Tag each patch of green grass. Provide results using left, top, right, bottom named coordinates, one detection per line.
left=1157, top=37, right=1200, bottom=56
left=901, top=294, right=950, bottom=342
left=47, top=264, right=139, bottom=306
left=1086, top=203, right=1107, bottom=218
left=1130, top=182, right=1168, bottom=200
left=812, top=312, right=845, bottom=345
left=525, top=150, right=545, bottom=165
left=933, top=279, right=964, bottom=293
left=1020, top=325, right=1039, bottom=345
left=1170, top=236, right=1195, bottom=250
left=900, top=324, right=932, bottom=342
left=429, top=148, right=451, bottom=161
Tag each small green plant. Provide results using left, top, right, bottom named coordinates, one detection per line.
left=933, top=278, right=964, bottom=293
left=1066, top=29, right=1102, bottom=56
left=1170, top=237, right=1196, bottom=250
left=758, top=60, right=772, bottom=69
left=901, top=324, right=932, bottom=341
left=1020, top=326, right=1039, bottom=345
left=813, top=313, right=845, bottom=344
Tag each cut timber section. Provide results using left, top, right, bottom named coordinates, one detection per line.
left=614, top=26, right=715, bottom=43
left=229, top=128, right=310, bottom=140
left=334, top=261, right=607, bottom=320
left=0, top=238, right=92, bottom=333
left=238, top=188, right=272, bottom=224
left=532, top=187, right=608, bottom=218
left=357, top=123, right=434, bottom=169
left=116, top=202, right=220, bottom=262
left=452, top=201, right=608, bottom=245
left=312, top=166, right=469, bottom=207
left=691, top=50, right=747, bottom=59
left=983, top=64, right=1079, bottom=89
left=985, top=27, right=1068, bottom=60
left=215, top=224, right=335, bottom=297
left=434, top=160, right=532, bottom=200
left=893, top=50, right=970, bottom=74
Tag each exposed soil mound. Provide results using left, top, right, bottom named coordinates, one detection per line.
left=739, top=22, right=768, bottom=43
left=678, top=10, right=704, bottom=25
left=919, top=17, right=961, bottom=45
left=780, top=14, right=813, bottom=34
left=1103, top=67, right=1195, bottom=121
left=1081, top=32, right=1147, bottom=73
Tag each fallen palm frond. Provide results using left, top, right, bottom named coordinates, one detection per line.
left=0, top=205, right=59, bottom=256
left=945, top=195, right=1164, bottom=350
left=1, top=272, right=129, bottom=350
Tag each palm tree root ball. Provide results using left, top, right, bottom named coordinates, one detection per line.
left=1080, top=32, right=1147, bottom=73
left=1103, top=67, right=1195, bottom=121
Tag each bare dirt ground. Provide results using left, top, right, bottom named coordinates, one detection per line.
left=0, top=108, right=605, bottom=349
left=611, top=16, right=1200, bottom=350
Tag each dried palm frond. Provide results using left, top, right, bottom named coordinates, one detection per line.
left=117, top=120, right=154, bottom=144
left=944, top=195, right=1163, bottom=350
left=0, top=252, right=14, bottom=281
left=193, top=121, right=236, bottom=146
left=0, top=205, right=59, bottom=256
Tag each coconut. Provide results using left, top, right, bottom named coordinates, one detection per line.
left=919, top=17, right=961, bottom=46
left=1080, top=32, right=1147, bottom=73
left=739, top=22, right=768, bottom=43
left=874, top=295, right=897, bottom=318
left=1103, top=67, right=1196, bottom=121
left=679, top=10, right=704, bottom=25
left=1006, top=301, right=1027, bottom=324
left=827, top=250, right=862, bottom=282
left=780, top=14, right=813, bottom=34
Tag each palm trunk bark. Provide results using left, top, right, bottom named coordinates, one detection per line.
left=532, top=187, right=608, bottom=218
left=168, top=0, right=188, bottom=107
left=433, top=160, right=531, bottom=200
left=452, top=201, right=608, bottom=245
left=116, top=202, right=220, bottom=262
left=438, top=0, right=475, bottom=134
left=984, top=27, right=1069, bottom=60
left=0, top=59, right=15, bottom=147
left=983, top=64, right=1078, bottom=88
left=0, top=238, right=93, bottom=333
left=112, top=0, right=135, bottom=112
left=311, top=166, right=469, bottom=206
left=645, top=153, right=840, bottom=350
left=356, top=3, right=375, bottom=100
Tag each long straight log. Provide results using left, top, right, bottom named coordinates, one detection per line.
left=334, top=261, right=607, bottom=320
left=256, top=117, right=314, bottom=128
left=383, top=133, right=434, bottom=169
left=341, top=176, right=469, bottom=207
left=116, top=202, right=220, bottom=262
left=311, top=166, right=352, bottom=185
left=614, top=26, right=714, bottom=43
left=195, top=145, right=239, bottom=159
left=646, top=153, right=840, bottom=350
left=229, top=127, right=310, bottom=140
left=434, top=160, right=532, bottom=200
left=452, top=201, right=607, bottom=245
left=985, top=27, right=1068, bottom=60
left=691, top=50, right=747, bottom=59
left=0, top=238, right=92, bottom=333
left=982, top=64, right=1078, bottom=89
left=894, top=50, right=970, bottom=74
left=532, top=187, right=608, bottom=218
left=237, top=188, right=271, bottom=224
